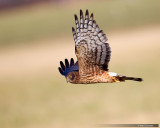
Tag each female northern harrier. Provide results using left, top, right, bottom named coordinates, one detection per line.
left=58, top=10, right=143, bottom=84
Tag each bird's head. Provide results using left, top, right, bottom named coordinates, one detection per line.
left=66, top=71, right=79, bottom=83
left=58, top=58, right=79, bottom=84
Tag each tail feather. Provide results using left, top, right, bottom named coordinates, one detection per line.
left=125, top=77, right=143, bottom=81
left=118, top=76, right=143, bottom=82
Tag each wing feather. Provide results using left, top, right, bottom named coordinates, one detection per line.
left=70, top=58, right=74, bottom=67
left=60, top=61, right=65, bottom=71
left=58, top=58, right=79, bottom=77
left=65, top=59, right=69, bottom=68
left=72, top=10, right=111, bottom=75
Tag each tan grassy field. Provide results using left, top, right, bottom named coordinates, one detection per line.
left=0, top=0, right=160, bottom=127
left=0, top=25, right=160, bottom=128
left=0, top=0, right=160, bottom=46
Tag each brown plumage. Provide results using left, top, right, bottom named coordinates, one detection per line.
left=58, top=10, right=143, bottom=84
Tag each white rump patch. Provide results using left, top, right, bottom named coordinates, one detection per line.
left=108, top=72, right=118, bottom=76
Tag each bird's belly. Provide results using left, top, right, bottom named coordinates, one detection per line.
left=80, top=72, right=114, bottom=84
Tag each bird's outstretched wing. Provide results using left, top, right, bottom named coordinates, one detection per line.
left=72, top=10, right=111, bottom=75
left=58, top=58, right=79, bottom=77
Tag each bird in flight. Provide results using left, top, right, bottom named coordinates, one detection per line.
left=58, top=10, right=143, bottom=84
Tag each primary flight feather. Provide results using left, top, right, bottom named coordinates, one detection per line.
left=58, top=9, right=143, bottom=84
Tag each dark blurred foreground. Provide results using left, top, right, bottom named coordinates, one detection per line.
left=0, top=0, right=64, bottom=10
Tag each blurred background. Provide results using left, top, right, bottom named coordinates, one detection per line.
left=0, top=0, right=160, bottom=128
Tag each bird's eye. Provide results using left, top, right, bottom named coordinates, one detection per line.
left=70, top=73, right=75, bottom=80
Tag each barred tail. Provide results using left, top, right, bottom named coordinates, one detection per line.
left=118, top=76, right=143, bottom=82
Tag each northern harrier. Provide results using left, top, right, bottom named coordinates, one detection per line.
left=58, top=10, right=143, bottom=84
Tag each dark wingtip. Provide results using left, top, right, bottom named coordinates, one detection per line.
left=74, top=14, right=78, bottom=20
left=93, top=20, right=96, bottom=24
left=99, top=30, right=103, bottom=33
left=72, top=27, right=75, bottom=32
left=86, top=9, right=89, bottom=16
left=70, top=58, right=74, bottom=67
left=60, top=61, right=65, bottom=71
left=80, top=9, right=83, bottom=17
left=58, top=67, right=63, bottom=75
left=65, top=59, right=69, bottom=68
left=90, top=13, right=94, bottom=18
